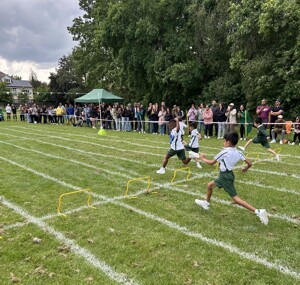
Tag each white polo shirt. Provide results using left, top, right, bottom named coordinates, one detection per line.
left=189, top=129, right=199, bottom=148
left=214, top=147, right=245, bottom=171
left=170, top=128, right=184, bottom=150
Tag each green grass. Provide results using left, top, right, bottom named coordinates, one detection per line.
left=0, top=121, right=299, bottom=285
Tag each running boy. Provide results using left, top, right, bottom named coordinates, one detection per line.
left=156, top=118, right=198, bottom=174
left=195, top=131, right=269, bottom=225
left=183, top=122, right=202, bottom=168
left=238, top=117, right=280, bottom=161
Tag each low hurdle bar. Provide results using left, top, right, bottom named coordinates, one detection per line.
left=125, top=176, right=151, bottom=198
left=57, top=189, right=96, bottom=217
left=171, top=167, right=191, bottom=183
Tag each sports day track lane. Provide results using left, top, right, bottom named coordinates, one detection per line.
left=0, top=153, right=299, bottom=280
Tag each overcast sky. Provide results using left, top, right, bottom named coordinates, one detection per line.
left=0, top=0, right=83, bottom=83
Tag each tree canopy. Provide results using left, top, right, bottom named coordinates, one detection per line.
left=64, top=0, right=300, bottom=117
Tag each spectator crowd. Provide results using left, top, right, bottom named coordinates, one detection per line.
left=2, top=98, right=300, bottom=145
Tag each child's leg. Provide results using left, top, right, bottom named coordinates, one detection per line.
left=162, top=154, right=171, bottom=168
left=232, top=195, right=255, bottom=212
left=206, top=181, right=216, bottom=202
left=182, top=158, right=191, bottom=165
left=267, top=148, right=277, bottom=157
left=244, top=138, right=253, bottom=149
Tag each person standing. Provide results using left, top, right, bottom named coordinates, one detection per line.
left=269, top=99, right=284, bottom=137
left=225, top=103, right=237, bottom=133
left=187, top=104, right=198, bottom=123
left=203, top=104, right=213, bottom=138
left=197, top=103, right=205, bottom=134
left=238, top=104, right=252, bottom=140
left=211, top=100, right=219, bottom=137
left=5, top=104, right=11, bottom=121
left=56, top=103, right=64, bottom=125
left=256, top=99, right=271, bottom=125
left=11, top=104, right=17, bottom=121
left=216, top=102, right=226, bottom=139
left=19, top=105, right=25, bottom=122
left=158, top=106, right=166, bottom=135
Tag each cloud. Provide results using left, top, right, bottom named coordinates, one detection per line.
left=0, top=0, right=82, bottom=82
left=0, top=57, right=55, bottom=82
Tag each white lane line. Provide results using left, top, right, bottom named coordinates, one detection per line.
left=8, top=125, right=300, bottom=159
left=0, top=196, right=139, bottom=285
left=0, top=155, right=299, bottom=280
left=1, top=134, right=299, bottom=225
left=110, top=199, right=300, bottom=280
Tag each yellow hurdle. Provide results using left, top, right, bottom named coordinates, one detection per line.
left=214, top=162, right=219, bottom=173
left=57, top=189, right=96, bottom=217
left=125, top=176, right=151, bottom=198
left=171, top=167, right=191, bottom=183
left=268, top=147, right=281, bottom=160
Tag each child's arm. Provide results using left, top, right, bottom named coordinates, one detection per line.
left=175, top=117, right=180, bottom=132
left=242, top=158, right=252, bottom=173
left=198, top=133, right=202, bottom=140
left=200, top=154, right=217, bottom=165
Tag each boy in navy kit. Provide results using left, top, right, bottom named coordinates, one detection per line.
left=238, top=117, right=280, bottom=161
left=183, top=122, right=202, bottom=168
left=156, top=118, right=198, bottom=174
left=196, top=131, right=269, bottom=225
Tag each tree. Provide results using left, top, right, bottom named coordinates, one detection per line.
left=48, top=54, right=84, bottom=104
left=0, top=82, right=13, bottom=106
left=227, top=0, right=300, bottom=116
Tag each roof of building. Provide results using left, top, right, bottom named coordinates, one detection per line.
left=0, top=71, right=33, bottom=88
left=7, top=80, right=33, bottom=88
left=0, top=71, right=7, bottom=78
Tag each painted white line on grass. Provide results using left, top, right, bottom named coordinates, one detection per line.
left=9, top=126, right=300, bottom=159
left=3, top=128, right=162, bottom=157
left=0, top=155, right=299, bottom=280
left=0, top=196, right=139, bottom=285
left=1, top=134, right=299, bottom=225
left=111, top=200, right=300, bottom=280
left=251, top=168, right=300, bottom=179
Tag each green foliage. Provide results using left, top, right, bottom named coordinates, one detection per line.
left=17, top=91, right=29, bottom=105
left=0, top=82, right=13, bottom=105
left=228, top=0, right=300, bottom=117
left=64, top=0, right=300, bottom=114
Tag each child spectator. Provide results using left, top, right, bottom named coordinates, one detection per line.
left=238, top=117, right=280, bottom=161
left=291, top=117, right=300, bottom=145
left=196, top=131, right=269, bottom=225
left=156, top=118, right=197, bottom=174
left=183, top=122, right=202, bottom=168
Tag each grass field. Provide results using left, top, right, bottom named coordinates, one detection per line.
left=0, top=121, right=299, bottom=285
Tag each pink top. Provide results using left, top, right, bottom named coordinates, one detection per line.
left=203, top=109, right=213, bottom=125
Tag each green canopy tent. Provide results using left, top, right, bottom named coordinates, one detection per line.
left=74, top=89, right=124, bottom=104
left=74, top=89, right=123, bottom=131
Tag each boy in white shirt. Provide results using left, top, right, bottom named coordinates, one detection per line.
left=195, top=131, right=269, bottom=225
left=183, top=122, right=202, bottom=168
left=156, top=118, right=197, bottom=174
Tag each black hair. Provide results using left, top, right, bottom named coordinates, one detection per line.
left=168, top=119, right=176, bottom=127
left=189, top=122, right=197, bottom=129
left=254, top=117, right=262, bottom=125
left=224, top=131, right=239, bottom=146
